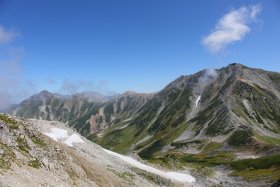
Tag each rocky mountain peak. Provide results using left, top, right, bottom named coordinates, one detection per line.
left=37, top=90, right=54, bottom=99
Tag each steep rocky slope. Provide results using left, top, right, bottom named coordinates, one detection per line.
left=0, top=113, right=197, bottom=187
left=89, top=64, right=280, bottom=155
left=68, top=91, right=153, bottom=137
left=89, top=64, right=280, bottom=185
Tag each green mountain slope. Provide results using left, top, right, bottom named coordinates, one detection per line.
left=11, top=64, right=280, bottom=181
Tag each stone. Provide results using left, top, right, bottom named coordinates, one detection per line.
left=41, top=157, right=50, bottom=170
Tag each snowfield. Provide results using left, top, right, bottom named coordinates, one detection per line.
left=103, top=148, right=196, bottom=183
left=44, top=127, right=196, bottom=184
left=64, top=134, right=84, bottom=147
left=43, top=127, right=84, bottom=147
left=195, top=95, right=201, bottom=108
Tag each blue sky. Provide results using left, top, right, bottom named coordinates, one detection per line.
left=0, top=0, right=280, bottom=106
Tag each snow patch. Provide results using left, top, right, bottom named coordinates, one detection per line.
left=64, top=134, right=84, bottom=147
left=44, top=128, right=68, bottom=141
left=235, top=153, right=260, bottom=160
left=103, top=148, right=195, bottom=183
left=242, top=99, right=251, bottom=112
left=44, top=127, right=84, bottom=147
left=195, top=95, right=201, bottom=108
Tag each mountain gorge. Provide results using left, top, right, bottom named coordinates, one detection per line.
left=11, top=63, right=280, bottom=185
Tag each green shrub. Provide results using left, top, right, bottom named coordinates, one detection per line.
left=0, top=142, right=15, bottom=169
left=28, top=159, right=41, bottom=169
left=31, top=136, right=46, bottom=147
left=16, top=137, right=30, bottom=154
left=228, top=130, right=253, bottom=147
left=230, top=154, right=280, bottom=171
left=0, top=114, right=17, bottom=125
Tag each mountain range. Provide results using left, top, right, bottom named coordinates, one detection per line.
left=10, top=63, right=280, bottom=185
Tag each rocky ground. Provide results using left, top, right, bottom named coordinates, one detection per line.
left=0, top=113, right=196, bottom=187
left=1, top=113, right=278, bottom=187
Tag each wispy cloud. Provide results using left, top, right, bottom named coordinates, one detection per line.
left=0, top=25, right=18, bottom=44
left=202, top=4, right=262, bottom=53
left=0, top=25, right=35, bottom=110
left=60, top=80, right=96, bottom=94
left=59, top=79, right=115, bottom=96
left=47, top=78, right=56, bottom=85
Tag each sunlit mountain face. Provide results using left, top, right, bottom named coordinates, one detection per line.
left=1, top=0, right=280, bottom=186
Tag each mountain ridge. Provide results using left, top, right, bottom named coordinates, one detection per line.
left=9, top=63, right=280, bottom=184
left=11, top=63, right=280, bottom=145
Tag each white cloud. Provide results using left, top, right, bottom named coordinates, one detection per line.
left=59, top=79, right=115, bottom=96
left=0, top=25, right=18, bottom=44
left=47, top=78, right=56, bottom=85
left=202, top=4, right=262, bottom=53
left=60, top=80, right=96, bottom=94
left=0, top=25, right=31, bottom=110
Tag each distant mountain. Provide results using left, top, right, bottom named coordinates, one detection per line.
left=11, top=90, right=108, bottom=128
left=67, top=91, right=154, bottom=136
left=11, top=89, right=153, bottom=136
left=11, top=64, right=280, bottom=184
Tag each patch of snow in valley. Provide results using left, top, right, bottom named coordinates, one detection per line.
left=44, top=128, right=68, bottom=141
left=195, top=95, right=201, bottom=108
left=42, top=125, right=196, bottom=184
left=43, top=127, right=84, bottom=147
left=64, top=134, right=84, bottom=147
left=103, top=148, right=196, bottom=183
left=235, top=153, right=259, bottom=160
left=242, top=99, right=251, bottom=112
